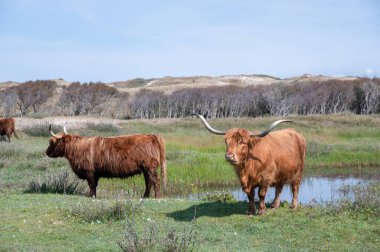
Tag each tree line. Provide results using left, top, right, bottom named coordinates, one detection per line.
left=0, top=78, right=379, bottom=119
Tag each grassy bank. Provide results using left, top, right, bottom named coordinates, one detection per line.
left=1, top=188, right=379, bottom=251
left=0, top=114, right=379, bottom=251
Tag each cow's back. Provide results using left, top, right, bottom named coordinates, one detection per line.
left=251, top=128, right=306, bottom=184
left=80, top=134, right=163, bottom=178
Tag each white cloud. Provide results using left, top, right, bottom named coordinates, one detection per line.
left=365, top=69, right=374, bottom=77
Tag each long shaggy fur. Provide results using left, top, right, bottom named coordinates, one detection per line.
left=225, top=128, right=306, bottom=215
left=46, top=133, right=167, bottom=198
left=0, top=118, right=18, bottom=142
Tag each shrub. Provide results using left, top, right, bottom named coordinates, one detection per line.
left=118, top=212, right=196, bottom=252
left=69, top=198, right=143, bottom=223
left=26, top=169, right=87, bottom=195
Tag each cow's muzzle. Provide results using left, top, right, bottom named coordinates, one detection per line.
left=225, top=153, right=237, bottom=164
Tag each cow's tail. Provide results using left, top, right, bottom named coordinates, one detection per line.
left=12, top=118, right=19, bottom=139
left=157, top=135, right=167, bottom=192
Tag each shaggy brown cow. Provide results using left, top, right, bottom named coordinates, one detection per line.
left=0, top=118, right=18, bottom=142
left=46, top=126, right=167, bottom=198
left=193, top=114, right=306, bottom=215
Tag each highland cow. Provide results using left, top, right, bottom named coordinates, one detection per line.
left=0, top=118, right=18, bottom=142
left=193, top=114, right=306, bottom=215
left=46, top=126, right=167, bottom=198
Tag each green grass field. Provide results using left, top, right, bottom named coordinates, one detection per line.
left=1, top=114, right=380, bottom=251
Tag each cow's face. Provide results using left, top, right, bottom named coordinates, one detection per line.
left=46, top=134, right=66, bottom=158
left=224, top=129, right=250, bottom=165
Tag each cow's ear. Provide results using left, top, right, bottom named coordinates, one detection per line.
left=62, top=134, right=72, bottom=143
left=61, top=135, right=68, bottom=143
left=248, top=136, right=260, bottom=148
left=57, top=135, right=66, bottom=143
left=55, top=137, right=63, bottom=144
left=242, top=132, right=250, bottom=143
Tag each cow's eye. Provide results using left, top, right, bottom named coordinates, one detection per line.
left=240, top=144, right=247, bottom=150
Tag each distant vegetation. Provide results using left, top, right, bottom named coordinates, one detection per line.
left=0, top=78, right=379, bottom=119
left=124, top=78, right=154, bottom=88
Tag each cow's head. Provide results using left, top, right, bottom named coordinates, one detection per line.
left=192, top=114, right=291, bottom=165
left=224, top=128, right=251, bottom=165
left=46, top=125, right=69, bottom=158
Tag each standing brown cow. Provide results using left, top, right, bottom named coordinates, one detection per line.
left=0, top=118, right=18, bottom=142
left=46, top=126, right=167, bottom=198
left=193, top=114, right=306, bottom=215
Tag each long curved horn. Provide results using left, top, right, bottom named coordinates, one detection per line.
left=49, top=124, right=59, bottom=138
left=63, top=126, right=68, bottom=135
left=250, top=120, right=292, bottom=137
left=191, top=114, right=227, bottom=135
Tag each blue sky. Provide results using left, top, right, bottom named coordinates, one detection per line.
left=0, top=0, right=379, bottom=83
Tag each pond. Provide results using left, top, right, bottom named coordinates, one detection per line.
left=188, top=171, right=379, bottom=204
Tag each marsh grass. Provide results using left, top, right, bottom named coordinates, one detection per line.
left=333, top=182, right=380, bottom=216
left=82, top=122, right=121, bottom=136
left=22, top=123, right=61, bottom=137
left=306, top=140, right=333, bottom=158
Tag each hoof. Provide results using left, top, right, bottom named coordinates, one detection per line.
left=246, top=210, right=255, bottom=216
left=290, top=203, right=298, bottom=209
left=271, top=202, right=280, bottom=209
left=258, top=208, right=266, bottom=215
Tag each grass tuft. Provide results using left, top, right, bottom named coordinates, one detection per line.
left=200, top=191, right=236, bottom=203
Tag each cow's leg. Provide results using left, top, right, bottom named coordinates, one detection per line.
left=6, top=134, right=11, bottom=142
left=247, top=188, right=256, bottom=216
left=142, top=170, right=152, bottom=198
left=243, top=186, right=255, bottom=216
left=290, top=182, right=300, bottom=209
left=150, top=169, right=160, bottom=198
left=258, top=186, right=268, bottom=215
left=271, top=183, right=284, bottom=209
left=87, top=174, right=98, bottom=198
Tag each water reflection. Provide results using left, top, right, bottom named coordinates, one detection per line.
left=190, top=176, right=372, bottom=204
